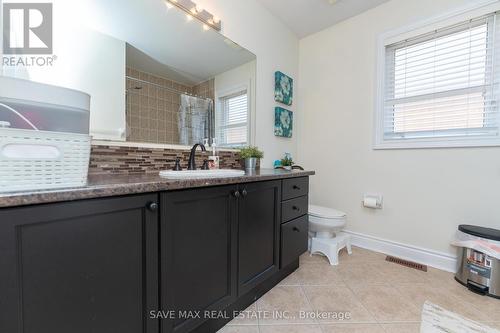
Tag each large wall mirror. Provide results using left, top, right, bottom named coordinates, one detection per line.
left=0, top=0, right=256, bottom=148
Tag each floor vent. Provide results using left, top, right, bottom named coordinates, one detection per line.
left=385, top=255, right=428, bottom=272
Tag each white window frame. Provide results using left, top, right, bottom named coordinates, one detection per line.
left=374, top=0, right=500, bottom=149
left=215, top=82, right=251, bottom=148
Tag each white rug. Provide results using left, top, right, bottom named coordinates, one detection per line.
left=421, top=301, right=499, bottom=333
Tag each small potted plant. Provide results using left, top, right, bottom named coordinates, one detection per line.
left=281, top=154, right=294, bottom=171
left=239, top=146, right=264, bottom=170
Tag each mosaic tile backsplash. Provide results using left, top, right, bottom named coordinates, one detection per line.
left=89, top=145, right=244, bottom=175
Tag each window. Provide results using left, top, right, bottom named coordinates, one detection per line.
left=216, top=89, right=248, bottom=146
left=376, top=12, right=500, bottom=148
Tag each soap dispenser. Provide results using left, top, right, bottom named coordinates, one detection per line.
left=172, top=157, right=182, bottom=171
left=208, top=138, right=220, bottom=169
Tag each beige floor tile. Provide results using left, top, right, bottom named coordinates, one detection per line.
left=336, top=263, right=389, bottom=287
left=337, top=247, right=386, bottom=264
left=373, top=261, right=428, bottom=284
left=321, top=323, right=385, bottom=332
left=278, top=269, right=301, bottom=286
left=217, top=325, right=259, bottom=333
left=425, top=267, right=455, bottom=284
left=294, top=263, right=345, bottom=286
left=227, top=303, right=258, bottom=326
left=437, top=281, right=500, bottom=319
left=396, top=283, right=491, bottom=322
left=219, top=247, right=499, bottom=333
left=350, top=285, right=421, bottom=322
left=259, top=324, right=322, bottom=333
left=381, top=323, right=421, bottom=333
left=303, top=286, right=376, bottom=323
left=456, top=292, right=500, bottom=320
left=257, top=286, right=314, bottom=324
left=300, top=252, right=331, bottom=265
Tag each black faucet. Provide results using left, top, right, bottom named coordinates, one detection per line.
left=187, top=143, right=206, bottom=170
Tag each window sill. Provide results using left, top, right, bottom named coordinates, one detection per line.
left=373, top=136, right=500, bottom=150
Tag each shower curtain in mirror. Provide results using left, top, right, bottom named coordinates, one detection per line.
left=178, top=94, right=214, bottom=146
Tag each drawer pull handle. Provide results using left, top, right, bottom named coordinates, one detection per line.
left=241, top=189, right=248, bottom=197
left=232, top=190, right=241, bottom=198
left=292, top=206, right=301, bottom=211
left=293, top=185, right=301, bottom=190
left=147, top=202, right=158, bottom=211
left=292, top=227, right=300, bottom=232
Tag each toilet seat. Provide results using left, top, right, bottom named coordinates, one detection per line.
left=309, top=205, right=346, bottom=219
left=308, top=205, right=347, bottom=230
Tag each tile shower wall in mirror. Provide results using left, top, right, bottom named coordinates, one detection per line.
left=125, top=34, right=255, bottom=147
left=125, top=68, right=215, bottom=144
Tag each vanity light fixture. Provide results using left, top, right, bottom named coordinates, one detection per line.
left=165, top=0, right=222, bottom=31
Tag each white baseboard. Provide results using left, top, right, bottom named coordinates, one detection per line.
left=343, top=230, right=458, bottom=273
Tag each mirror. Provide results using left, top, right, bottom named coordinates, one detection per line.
left=0, top=0, right=256, bottom=148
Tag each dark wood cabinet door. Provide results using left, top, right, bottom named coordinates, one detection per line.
left=161, top=185, right=237, bottom=333
left=237, top=180, right=281, bottom=295
left=0, top=194, right=159, bottom=333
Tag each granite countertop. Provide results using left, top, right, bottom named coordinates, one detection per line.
left=0, top=169, right=315, bottom=208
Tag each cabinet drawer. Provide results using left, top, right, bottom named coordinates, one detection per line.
left=282, top=195, right=308, bottom=223
left=281, top=216, right=308, bottom=268
left=282, top=177, right=309, bottom=200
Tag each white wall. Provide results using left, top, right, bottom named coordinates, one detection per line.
left=298, top=0, right=500, bottom=256
left=194, top=0, right=299, bottom=167
left=215, top=60, right=257, bottom=145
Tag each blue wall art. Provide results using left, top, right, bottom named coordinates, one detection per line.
left=274, top=107, right=293, bottom=138
left=274, top=71, right=293, bottom=105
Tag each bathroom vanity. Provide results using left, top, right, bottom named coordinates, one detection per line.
left=0, top=169, right=313, bottom=333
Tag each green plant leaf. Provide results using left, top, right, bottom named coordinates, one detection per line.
left=238, top=146, right=264, bottom=159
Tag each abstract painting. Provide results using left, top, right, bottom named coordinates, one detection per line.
left=275, top=71, right=293, bottom=105
left=274, top=107, right=293, bottom=138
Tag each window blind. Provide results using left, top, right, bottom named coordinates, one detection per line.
left=383, top=13, right=500, bottom=141
left=217, top=90, right=248, bottom=146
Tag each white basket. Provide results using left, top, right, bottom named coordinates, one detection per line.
left=0, top=128, right=91, bottom=192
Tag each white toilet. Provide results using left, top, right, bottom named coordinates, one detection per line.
left=308, top=205, right=352, bottom=265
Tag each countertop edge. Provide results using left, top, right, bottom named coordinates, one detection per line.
left=0, top=170, right=315, bottom=208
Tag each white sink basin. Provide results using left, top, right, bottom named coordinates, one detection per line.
left=159, top=169, right=245, bottom=179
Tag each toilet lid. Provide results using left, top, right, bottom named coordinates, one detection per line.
left=309, top=205, right=346, bottom=219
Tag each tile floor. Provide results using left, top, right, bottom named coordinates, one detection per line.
left=218, top=246, right=500, bottom=333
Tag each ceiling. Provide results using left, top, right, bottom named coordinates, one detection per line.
left=256, top=0, right=390, bottom=38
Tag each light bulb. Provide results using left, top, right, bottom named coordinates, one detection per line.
left=190, top=7, right=197, bottom=14
left=165, top=2, right=173, bottom=9
left=203, top=24, right=209, bottom=31
left=212, top=16, right=220, bottom=24
left=186, top=14, right=193, bottom=21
